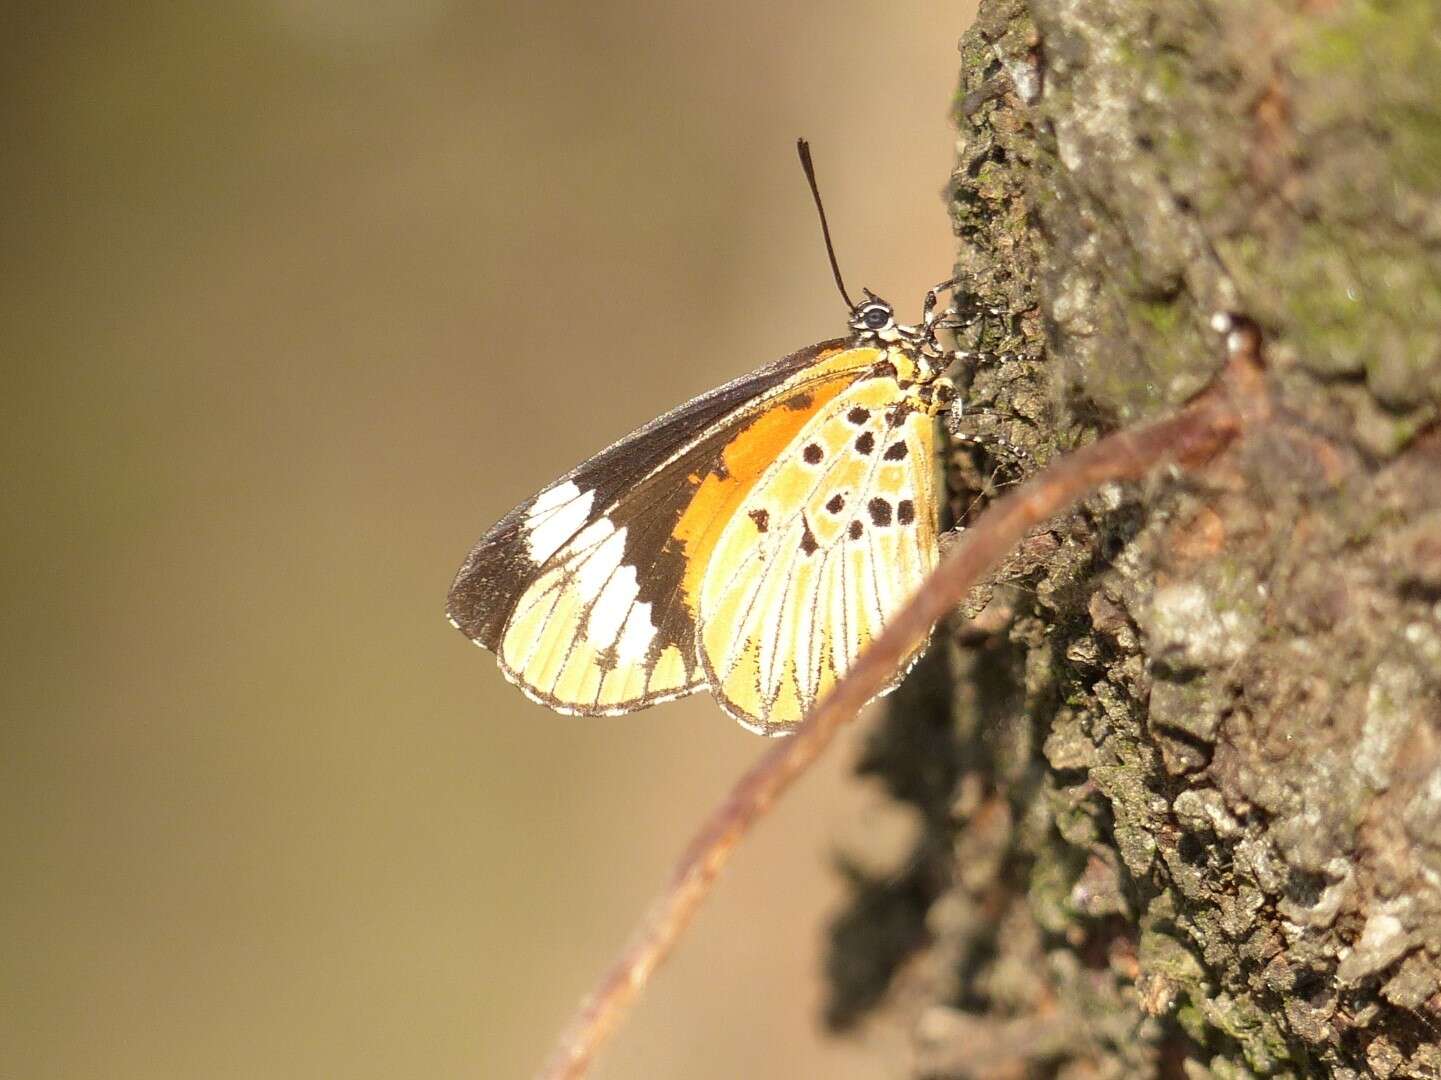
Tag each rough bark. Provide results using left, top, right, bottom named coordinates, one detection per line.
left=826, top=3, right=1441, bottom=1077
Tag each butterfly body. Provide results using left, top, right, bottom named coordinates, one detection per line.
left=448, top=292, right=960, bottom=734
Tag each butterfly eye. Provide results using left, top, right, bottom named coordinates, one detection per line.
left=861, top=305, right=891, bottom=330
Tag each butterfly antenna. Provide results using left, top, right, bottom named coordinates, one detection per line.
left=796, top=138, right=856, bottom=311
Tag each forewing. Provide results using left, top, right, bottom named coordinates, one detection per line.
left=447, top=339, right=885, bottom=715
left=696, top=375, right=940, bottom=734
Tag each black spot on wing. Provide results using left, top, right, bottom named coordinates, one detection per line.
left=800, top=516, right=819, bottom=555
left=803, top=443, right=824, bottom=465
left=749, top=508, right=770, bottom=533
left=846, top=407, right=870, bottom=425
left=897, top=499, right=915, bottom=525
left=883, top=441, right=908, bottom=461
left=868, top=497, right=892, bottom=527
left=848, top=520, right=864, bottom=540
left=825, top=493, right=845, bottom=514
left=854, top=432, right=875, bottom=455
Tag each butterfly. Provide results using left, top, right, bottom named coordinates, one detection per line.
left=447, top=142, right=968, bottom=735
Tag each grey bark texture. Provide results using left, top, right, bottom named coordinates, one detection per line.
left=825, top=3, right=1441, bottom=1077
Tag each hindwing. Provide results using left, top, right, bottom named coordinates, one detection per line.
left=696, top=375, right=940, bottom=733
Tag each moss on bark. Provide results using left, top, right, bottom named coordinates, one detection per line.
left=826, top=2, right=1441, bottom=1076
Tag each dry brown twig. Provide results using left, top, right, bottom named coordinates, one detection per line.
left=535, top=318, right=1268, bottom=1080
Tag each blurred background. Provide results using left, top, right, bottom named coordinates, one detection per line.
left=3, top=2, right=976, bottom=1077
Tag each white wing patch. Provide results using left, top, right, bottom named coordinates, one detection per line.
left=522, top=481, right=595, bottom=564
left=588, top=564, right=639, bottom=645
left=696, top=377, right=939, bottom=734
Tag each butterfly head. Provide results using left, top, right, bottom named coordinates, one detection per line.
left=848, top=291, right=913, bottom=343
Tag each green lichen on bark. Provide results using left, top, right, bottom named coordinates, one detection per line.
left=826, top=2, right=1441, bottom=1077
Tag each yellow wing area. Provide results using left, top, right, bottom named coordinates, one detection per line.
left=495, top=344, right=884, bottom=716
left=696, top=376, right=940, bottom=734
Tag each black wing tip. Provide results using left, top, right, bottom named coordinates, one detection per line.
left=444, top=599, right=489, bottom=649
left=445, top=512, right=542, bottom=652
left=445, top=560, right=503, bottom=651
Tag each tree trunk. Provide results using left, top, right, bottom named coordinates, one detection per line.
left=825, top=2, right=1441, bottom=1077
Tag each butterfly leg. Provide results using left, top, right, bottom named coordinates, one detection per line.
left=923, top=280, right=998, bottom=367
left=947, top=410, right=1038, bottom=474
left=922, top=276, right=964, bottom=329
left=943, top=420, right=1033, bottom=544
left=922, top=277, right=969, bottom=355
